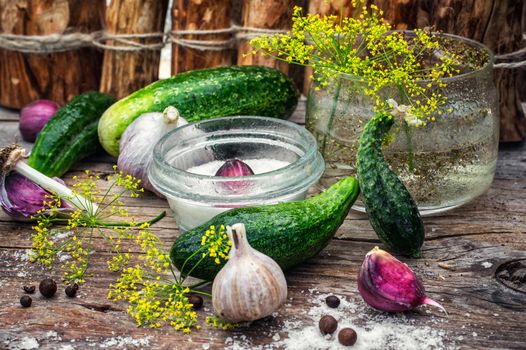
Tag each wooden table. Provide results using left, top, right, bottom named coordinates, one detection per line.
left=0, top=104, right=525, bottom=350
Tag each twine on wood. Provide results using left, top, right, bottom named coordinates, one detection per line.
left=0, top=27, right=524, bottom=69
left=0, top=25, right=290, bottom=54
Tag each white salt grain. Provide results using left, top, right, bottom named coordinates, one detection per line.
left=8, top=336, right=39, bottom=350
left=481, top=261, right=493, bottom=269
left=99, top=336, right=151, bottom=348
left=58, top=345, right=75, bottom=350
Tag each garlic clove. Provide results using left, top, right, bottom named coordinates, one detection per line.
left=358, top=247, right=446, bottom=314
left=212, top=223, right=287, bottom=322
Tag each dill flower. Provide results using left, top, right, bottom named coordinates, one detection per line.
left=29, top=167, right=165, bottom=284
left=249, top=2, right=463, bottom=125
left=109, top=224, right=232, bottom=332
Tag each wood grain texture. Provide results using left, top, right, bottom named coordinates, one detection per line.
left=236, top=0, right=294, bottom=73
left=99, top=0, right=168, bottom=99
left=171, top=0, right=232, bottom=74
left=0, top=0, right=104, bottom=109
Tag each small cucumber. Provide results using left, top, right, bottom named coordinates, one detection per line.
left=28, top=92, right=116, bottom=177
left=357, top=112, right=425, bottom=258
left=170, top=176, right=360, bottom=281
left=98, top=66, right=300, bottom=157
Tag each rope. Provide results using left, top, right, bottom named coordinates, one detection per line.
left=0, top=26, right=524, bottom=69
left=0, top=25, right=290, bottom=54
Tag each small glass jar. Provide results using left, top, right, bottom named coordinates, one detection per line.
left=149, top=116, right=324, bottom=231
left=306, top=33, right=499, bottom=215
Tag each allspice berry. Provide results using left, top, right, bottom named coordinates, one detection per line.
left=325, top=295, right=340, bottom=308
left=338, top=327, right=357, bottom=346
left=39, top=278, right=57, bottom=298
left=319, top=315, right=338, bottom=335
left=23, top=285, right=36, bottom=294
left=187, top=295, right=203, bottom=310
left=65, top=283, right=79, bottom=298
left=20, top=295, right=32, bottom=307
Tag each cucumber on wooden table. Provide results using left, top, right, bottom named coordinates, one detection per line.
left=28, top=91, right=116, bottom=177
left=98, top=66, right=300, bottom=157
left=357, top=112, right=425, bottom=258
left=170, top=176, right=360, bottom=281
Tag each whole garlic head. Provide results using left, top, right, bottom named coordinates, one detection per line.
left=212, top=223, right=287, bottom=322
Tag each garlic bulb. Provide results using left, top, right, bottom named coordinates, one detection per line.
left=117, top=106, right=187, bottom=194
left=212, top=223, right=287, bottom=322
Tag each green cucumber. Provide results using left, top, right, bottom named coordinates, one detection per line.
left=170, top=176, right=360, bottom=281
left=357, top=112, right=425, bottom=258
left=98, top=66, right=300, bottom=157
left=28, top=92, right=116, bottom=177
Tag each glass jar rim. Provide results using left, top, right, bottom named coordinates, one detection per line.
left=151, top=116, right=319, bottom=182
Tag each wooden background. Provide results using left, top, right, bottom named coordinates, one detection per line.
left=0, top=0, right=525, bottom=141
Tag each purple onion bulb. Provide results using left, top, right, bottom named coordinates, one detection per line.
left=358, top=247, right=446, bottom=314
left=0, top=173, right=67, bottom=219
left=19, top=100, right=59, bottom=142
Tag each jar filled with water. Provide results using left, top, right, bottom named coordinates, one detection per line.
left=306, top=33, right=499, bottom=215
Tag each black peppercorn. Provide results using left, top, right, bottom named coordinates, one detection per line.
left=23, top=285, right=35, bottom=294
left=319, top=315, right=338, bottom=335
left=338, top=327, right=357, bottom=346
left=65, top=283, right=79, bottom=298
left=39, top=278, right=57, bottom=298
left=325, top=295, right=340, bottom=308
left=20, top=295, right=32, bottom=307
left=187, top=295, right=203, bottom=310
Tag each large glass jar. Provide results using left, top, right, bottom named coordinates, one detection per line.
left=306, top=33, right=499, bottom=215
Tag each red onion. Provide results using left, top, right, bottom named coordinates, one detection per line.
left=19, top=100, right=59, bottom=142
left=215, top=159, right=254, bottom=192
left=0, top=173, right=69, bottom=219
left=358, top=247, right=446, bottom=314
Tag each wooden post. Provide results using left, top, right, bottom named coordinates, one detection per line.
left=0, top=0, right=104, bottom=109
left=100, top=0, right=168, bottom=99
left=172, top=0, right=231, bottom=74
left=236, top=0, right=294, bottom=74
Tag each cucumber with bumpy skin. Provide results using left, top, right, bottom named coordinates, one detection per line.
left=28, top=92, right=116, bottom=177
left=357, top=112, right=425, bottom=258
left=170, top=176, right=360, bottom=281
left=98, top=66, right=300, bottom=157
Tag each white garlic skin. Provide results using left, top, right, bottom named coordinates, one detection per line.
left=118, top=106, right=186, bottom=194
left=212, top=223, right=287, bottom=323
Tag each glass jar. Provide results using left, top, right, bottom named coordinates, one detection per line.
left=149, top=116, right=324, bottom=231
left=305, top=33, right=499, bottom=215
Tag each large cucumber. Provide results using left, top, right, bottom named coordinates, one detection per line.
left=28, top=92, right=116, bottom=177
left=357, top=113, right=425, bottom=258
left=98, top=66, right=300, bottom=157
left=170, top=176, right=359, bottom=281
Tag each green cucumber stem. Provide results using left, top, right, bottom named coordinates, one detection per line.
left=96, top=211, right=166, bottom=228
